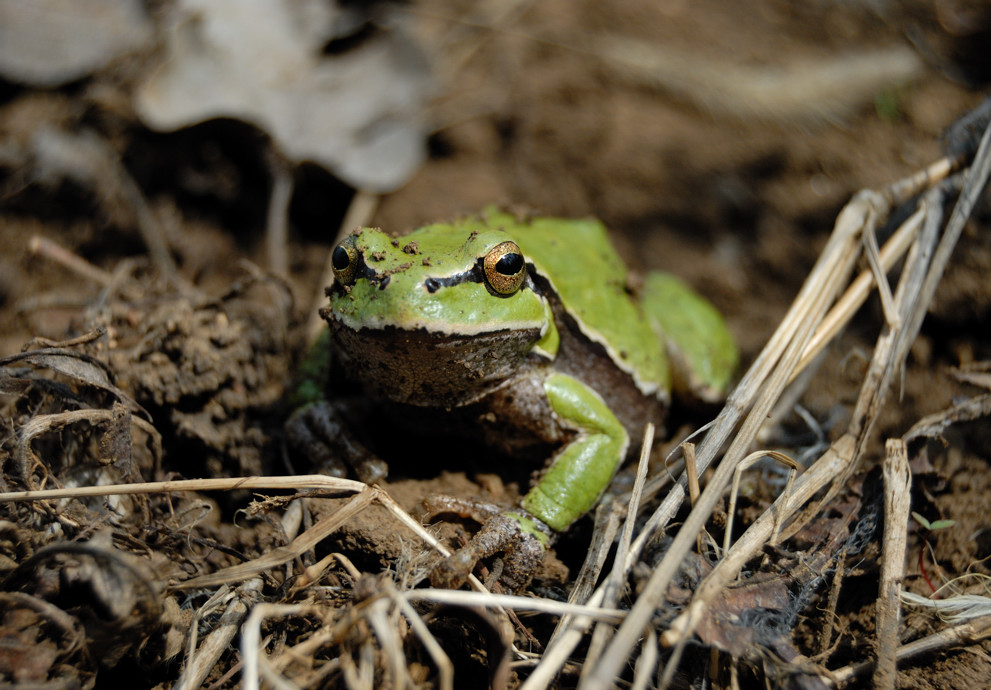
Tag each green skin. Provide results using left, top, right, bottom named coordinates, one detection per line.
left=317, top=208, right=737, bottom=590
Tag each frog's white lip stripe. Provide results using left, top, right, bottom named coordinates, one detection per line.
left=329, top=315, right=547, bottom=339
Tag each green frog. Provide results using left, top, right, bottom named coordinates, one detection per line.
left=291, top=208, right=737, bottom=591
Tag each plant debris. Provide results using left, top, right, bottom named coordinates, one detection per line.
left=2, top=2, right=991, bottom=688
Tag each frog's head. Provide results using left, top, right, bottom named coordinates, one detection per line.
left=322, top=222, right=552, bottom=406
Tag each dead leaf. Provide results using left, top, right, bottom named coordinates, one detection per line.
left=135, top=0, right=433, bottom=191
left=0, top=0, right=152, bottom=86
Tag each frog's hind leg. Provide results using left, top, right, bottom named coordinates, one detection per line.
left=641, top=272, right=738, bottom=403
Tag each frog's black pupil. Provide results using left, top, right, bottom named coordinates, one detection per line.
left=332, top=246, right=350, bottom=270
left=495, top=252, right=524, bottom=275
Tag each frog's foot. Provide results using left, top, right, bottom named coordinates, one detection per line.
left=285, top=401, right=388, bottom=484
left=425, top=497, right=550, bottom=592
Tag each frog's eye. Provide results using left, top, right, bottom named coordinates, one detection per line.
left=332, top=239, right=359, bottom=286
left=483, top=241, right=526, bottom=295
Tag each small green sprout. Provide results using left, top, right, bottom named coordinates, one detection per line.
left=912, top=512, right=956, bottom=532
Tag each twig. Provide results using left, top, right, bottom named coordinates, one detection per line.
left=873, top=439, right=911, bottom=690
left=829, top=615, right=991, bottom=686
left=0, top=473, right=365, bottom=503
left=265, top=151, right=294, bottom=277
left=723, top=450, right=797, bottom=557
left=579, top=424, right=655, bottom=684
left=404, top=589, right=624, bottom=623
left=28, top=235, right=114, bottom=287
left=175, top=578, right=263, bottom=690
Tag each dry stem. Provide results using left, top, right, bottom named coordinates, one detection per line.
left=873, top=439, right=911, bottom=690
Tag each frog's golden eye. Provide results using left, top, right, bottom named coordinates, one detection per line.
left=332, top=239, right=359, bottom=286
left=483, top=241, right=526, bottom=295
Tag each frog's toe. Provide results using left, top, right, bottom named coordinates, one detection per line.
left=497, top=530, right=545, bottom=592
left=422, top=495, right=502, bottom=524
left=429, top=546, right=480, bottom=590
left=353, top=456, right=388, bottom=484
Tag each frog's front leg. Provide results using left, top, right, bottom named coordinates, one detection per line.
left=429, top=372, right=629, bottom=591
left=286, top=401, right=388, bottom=484
left=522, top=373, right=630, bottom=530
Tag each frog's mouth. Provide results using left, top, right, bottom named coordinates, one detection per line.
left=330, top=323, right=542, bottom=407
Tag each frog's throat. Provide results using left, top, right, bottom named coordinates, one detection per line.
left=328, top=321, right=546, bottom=407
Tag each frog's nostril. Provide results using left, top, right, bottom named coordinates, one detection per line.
left=425, top=278, right=441, bottom=293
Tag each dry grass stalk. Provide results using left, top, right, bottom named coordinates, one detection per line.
left=0, top=473, right=366, bottom=503
left=29, top=235, right=115, bottom=287
left=829, top=614, right=991, bottom=686
left=873, top=439, right=911, bottom=690
left=578, top=424, right=654, bottom=683
left=405, top=589, right=625, bottom=622
left=631, top=628, right=658, bottom=690
left=652, top=177, right=956, bottom=686
left=584, top=191, right=920, bottom=687
left=582, top=123, right=990, bottom=688
left=389, top=589, right=455, bottom=690
left=175, top=578, right=264, bottom=690
left=174, top=490, right=378, bottom=590
left=241, top=602, right=313, bottom=690
left=517, top=149, right=966, bottom=689
left=816, top=548, right=847, bottom=656
left=723, top=450, right=797, bottom=556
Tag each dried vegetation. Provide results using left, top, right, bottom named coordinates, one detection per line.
left=2, top=1, right=991, bottom=689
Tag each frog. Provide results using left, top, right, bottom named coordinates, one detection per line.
left=290, top=207, right=737, bottom=592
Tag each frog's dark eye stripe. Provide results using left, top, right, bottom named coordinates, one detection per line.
left=422, top=265, right=483, bottom=293
left=483, top=241, right=526, bottom=295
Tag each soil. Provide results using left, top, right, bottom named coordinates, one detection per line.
left=2, top=1, right=991, bottom=688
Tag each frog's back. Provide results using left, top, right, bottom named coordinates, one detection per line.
left=481, top=209, right=669, bottom=396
